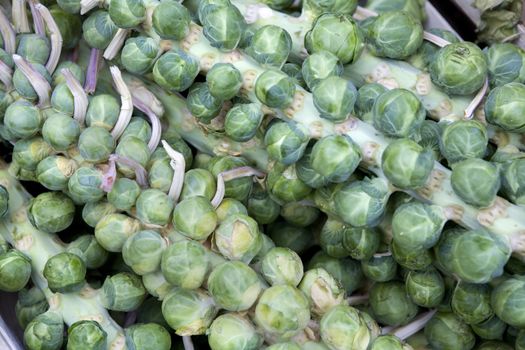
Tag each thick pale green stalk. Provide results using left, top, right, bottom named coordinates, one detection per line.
left=0, top=162, right=127, bottom=349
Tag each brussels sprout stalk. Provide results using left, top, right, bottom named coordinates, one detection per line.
left=12, top=0, right=30, bottom=33
left=388, top=309, right=437, bottom=340
left=28, top=0, right=45, bottom=36
left=212, top=166, right=265, bottom=207
left=0, top=8, right=16, bottom=54
left=62, top=68, right=88, bottom=125
left=101, top=154, right=149, bottom=192
left=130, top=87, right=163, bottom=152
left=0, top=60, right=12, bottom=88
left=109, top=66, right=133, bottom=139
left=183, top=336, right=195, bottom=350
left=84, top=48, right=101, bottom=93
left=12, top=54, right=51, bottom=108
left=35, top=3, right=62, bottom=74
left=104, top=28, right=131, bottom=60
left=161, top=140, right=186, bottom=202
left=347, top=294, right=369, bottom=306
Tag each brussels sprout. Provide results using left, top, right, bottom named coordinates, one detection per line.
left=254, top=285, right=310, bottom=341
left=12, top=137, right=53, bottom=171
left=161, top=239, right=209, bottom=289
left=67, top=235, right=109, bottom=270
left=491, top=277, right=525, bottom=328
left=186, top=82, right=223, bottom=123
left=424, top=312, right=476, bottom=350
left=261, top=247, right=303, bottom=287
left=264, top=120, right=310, bottom=165
left=162, top=288, right=218, bottom=335
left=94, top=213, right=141, bottom=252
left=100, top=272, right=146, bottom=311
left=305, top=14, right=363, bottom=64
left=382, top=138, right=435, bottom=189
left=301, top=51, right=343, bottom=90
left=372, top=89, right=425, bottom=138
left=200, top=3, right=246, bottom=51
left=122, top=230, right=166, bottom=275
left=477, top=341, right=513, bottom=350
left=255, top=69, right=296, bottom=108
left=405, top=268, right=445, bottom=308
left=28, top=192, right=75, bottom=233
left=247, top=185, right=280, bottom=225
left=52, top=61, right=85, bottom=86
left=224, top=103, right=263, bottom=142
left=312, top=76, right=357, bottom=122
left=280, top=201, right=320, bottom=227
left=213, top=214, right=261, bottom=263
left=296, top=146, right=330, bottom=189
left=126, top=323, right=172, bottom=350
left=391, top=242, right=433, bottom=271
left=82, top=10, right=119, bottom=49
left=342, top=226, right=380, bottom=261
left=310, top=135, right=361, bottom=183
left=365, top=0, right=425, bottom=21
left=366, top=11, right=423, bottom=59
left=56, top=0, right=81, bottom=14
left=413, top=28, right=460, bottom=69
left=361, top=254, right=397, bottom=282
left=215, top=198, right=248, bottom=222
left=173, top=196, right=217, bottom=240
left=370, top=336, right=412, bottom=350
left=486, top=43, right=525, bottom=87
left=24, top=312, right=64, bottom=350
left=501, top=158, right=525, bottom=205
left=435, top=228, right=510, bottom=284
left=205, top=63, right=243, bottom=101
left=121, top=117, right=152, bottom=144
left=68, top=167, right=105, bottom=204
left=355, top=83, right=388, bottom=122
left=152, top=0, right=190, bottom=40
left=308, top=252, right=363, bottom=294
left=78, top=126, right=115, bottom=163
left=471, top=316, right=507, bottom=340
left=302, top=341, right=330, bottom=350
left=67, top=320, right=107, bottom=350
left=207, top=313, right=263, bottom=350
left=320, top=305, right=373, bottom=350
left=266, top=343, right=301, bottom=350
left=85, top=94, right=120, bottom=130
left=485, top=82, right=525, bottom=132
left=108, top=0, right=145, bottom=28
left=246, top=25, right=292, bottom=68
left=439, top=120, right=488, bottom=164
left=153, top=50, right=199, bottom=92
left=42, top=112, right=81, bottom=151
left=180, top=169, right=216, bottom=201
left=15, top=287, right=49, bottom=329
left=267, top=163, right=312, bottom=203
left=450, top=159, right=500, bottom=208
left=107, top=178, right=140, bottom=211
left=49, top=5, right=82, bottom=49
left=334, top=177, right=391, bottom=227
left=82, top=201, right=117, bottom=228
left=259, top=0, right=294, bottom=10
left=369, top=281, right=418, bottom=326
left=299, top=268, right=346, bottom=316
left=43, top=252, right=86, bottom=293
left=452, top=282, right=493, bottom=325
left=120, top=36, right=159, bottom=74
left=50, top=83, right=74, bottom=116
left=0, top=250, right=31, bottom=292
left=208, top=156, right=253, bottom=201
left=16, top=34, right=50, bottom=65
left=135, top=189, right=174, bottom=227
left=4, top=100, right=42, bottom=139
left=282, top=63, right=306, bottom=88
left=319, top=219, right=350, bottom=258
left=268, top=221, right=314, bottom=255
left=430, top=42, right=488, bottom=95
left=13, top=63, right=52, bottom=101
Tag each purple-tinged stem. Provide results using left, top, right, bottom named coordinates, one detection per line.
left=84, top=48, right=101, bottom=94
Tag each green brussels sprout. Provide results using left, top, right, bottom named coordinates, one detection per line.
left=372, top=89, right=425, bottom=138
left=471, top=316, right=507, bottom=340
left=12, top=137, right=53, bottom=171
left=162, top=288, right=218, bottom=335
left=15, top=287, right=49, bottom=329
left=100, top=272, right=146, bottom=311
left=491, top=277, right=525, bottom=328
left=0, top=250, right=31, bottom=292
left=82, top=201, right=117, bottom=228
left=215, top=198, right=248, bottom=222
left=452, top=283, right=493, bottom=325
left=501, top=158, right=525, bottom=205
left=246, top=25, right=292, bottom=68
left=266, top=343, right=301, bottom=350
left=208, top=261, right=262, bottom=311
left=485, top=82, right=525, bottom=132
left=108, top=0, right=145, bottom=28
left=120, top=36, right=159, bottom=74
left=82, top=10, right=119, bottom=49
left=147, top=153, right=172, bottom=193
left=412, top=119, right=442, bottom=161
left=173, top=196, right=217, bottom=240
left=303, top=0, right=358, bottom=15
left=320, top=305, right=373, bottom=350
left=406, top=267, right=445, bottom=308
left=67, top=320, right=107, bottom=350
left=213, top=213, right=261, bottom=263
left=207, top=313, right=263, bottom=350
left=296, top=146, right=330, bottom=189
left=16, top=34, right=50, bottom=65
left=413, top=28, right=460, bottom=69
left=125, top=323, right=171, bottom=350
left=161, top=239, right=209, bottom=289
left=439, top=120, right=488, bottom=164
left=301, top=51, right=343, bottom=90
left=247, top=185, right=280, bottom=224
left=486, top=43, right=525, bottom=87
left=430, top=42, right=488, bottom=95
left=477, top=341, right=513, bottom=350
left=355, top=83, right=388, bottom=122
left=299, top=268, right=346, bottom=316
left=152, top=0, right=190, bottom=40
left=121, top=117, right=152, bottom=143
left=370, top=336, right=413, bottom=350
left=391, top=242, right=432, bottom=271
left=365, top=0, right=425, bottom=21
left=334, top=177, right=391, bottom=227
left=50, top=83, right=74, bottom=116
left=424, top=312, right=476, bottom=350
left=224, top=103, right=263, bottom=142
left=310, top=135, right=361, bottom=183
left=435, top=228, right=510, bottom=284
left=280, top=201, right=320, bottom=227
left=254, top=285, right=310, bottom=341
left=135, top=189, right=174, bottom=227
left=122, top=230, right=166, bottom=275
left=450, top=159, right=500, bottom=208
left=361, top=254, right=397, bottom=282
left=268, top=221, right=314, bottom=255
left=186, top=82, right=222, bottom=123
left=13, top=63, right=52, bottom=101
left=261, top=247, right=303, bottom=287
left=115, top=137, right=150, bottom=175
left=49, top=5, right=82, bottom=49
left=206, top=63, right=242, bottom=101
left=24, top=312, right=64, bottom=350
left=302, top=341, right=330, bottom=350
left=308, top=252, right=363, bottom=294
left=153, top=50, right=199, bottom=92
left=107, top=178, right=140, bottom=211
left=56, top=0, right=81, bottom=14
left=369, top=281, right=418, bottom=326
left=43, top=252, right=86, bottom=293
left=382, top=138, right=435, bottom=189
left=342, top=226, right=380, bottom=261
left=319, top=218, right=350, bottom=258
left=305, top=13, right=364, bottom=64
left=208, top=156, right=253, bottom=201
left=52, top=61, right=85, bottom=86
left=94, top=213, right=141, bottom=252
left=366, top=11, right=424, bottom=59
left=42, top=112, right=81, bottom=151
left=312, top=76, right=357, bottom=122
left=78, top=126, right=115, bottom=163
left=200, top=3, right=246, bottom=51
left=67, top=235, right=109, bottom=270
left=68, top=167, right=105, bottom=204
left=267, top=163, right=312, bottom=203
left=282, top=63, right=306, bottom=88
left=28, top=192, right=75, bottom=233
left=4, top=100, right=42, bottom=139
left=86, top=94, right=120, bottom=130
left=264, top=120, right=310, bottom=165
left=255, top=69, right=296, bottom=108
left=179, top=169, right=216, bottom=201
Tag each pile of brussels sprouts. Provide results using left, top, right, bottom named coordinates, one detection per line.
left=1, top=0, right=525, bottom=349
